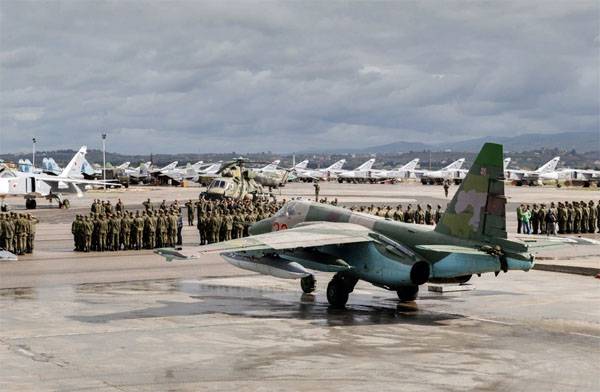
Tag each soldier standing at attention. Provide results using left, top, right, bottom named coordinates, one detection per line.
left=98, top=215, right=108, bottom=252
left=580, top=201, right=589, bottom=234
left=424, top=205, right=433, bottom=225
left=115, top=199, right=124, bottom=213
left=404, top=205, right=414, bottom=223
left=573, top=202, right=581, bottom=234
left=83, top=216, right=93, bottom=252
left=588, top=201, right=597, bottom=234
left=393, top=205, right=404, bottom=222
left=5, top=214, right=15, bottom=253
left=72, top=215, right=81, bottom=251
left=26, top=214, right=39, bottom=253
left=313, top=182, right=320, bottom=202
left=121, top=212, right=131, bottom=250
left=531, top=204, right=539, bottom=234
left=185, top=200, right=194, bottom=226
left=557, top=202, right=566, bottom=234
left=224, top=212, right=233, bottom=241
left=565, top=202, right=573, bottom=234
left=176, top=210, right=183, bottom=246
left=112, top=213, right=122, bottom=251
left=143, top=198, right=151, bottom=211
left=434, top=205, right=443, bottom=225
left=133, top=211, right=143, bottom=250
left=415, top=205, right=425, bottom=224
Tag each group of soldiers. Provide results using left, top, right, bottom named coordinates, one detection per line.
left=517, top=200, right=599, bottom=235
left=0, top=212, right=39, bottom=255
left=71, top=198, right=183, bottom=252
left=348, top=203, right=444, bottom=225
left=185, top=197, right=282, bottom=244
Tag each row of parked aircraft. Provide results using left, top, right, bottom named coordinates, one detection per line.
left=291, top=155, right=599, bottom=187
left=3, top=146, right=598, bottom=210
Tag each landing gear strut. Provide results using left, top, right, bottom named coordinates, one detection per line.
left=25, top=198, right=37, bottom=209
left=396, top=285, right=419, bottom=302
left=300, top=274, right=316, bottom=294
left=326, top=273, right=358, bottom=308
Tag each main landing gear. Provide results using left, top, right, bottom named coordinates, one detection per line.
left=326, top=273, right=358, bottom=308
left=396, top=285, right=419, bottom=302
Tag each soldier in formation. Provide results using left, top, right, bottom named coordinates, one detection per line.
left=0, top=212, right=39, bottom=255
left=72, top=199, right=185, bottom=252
left=194, top=196, right=283, bottom=245
left=346, top=203, right=444, bottom=225
left=519, top=200, right=599, bottom=236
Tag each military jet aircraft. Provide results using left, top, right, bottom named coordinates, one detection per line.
left=417, top=158, right=466, bottom=185
left=295, top=159, right=346, bottom=182
left=250, top=160, right=289, bottom=188
left=0, top=146, right=118, bottom=209
left=505, top=156, right=560, bottom=186
left=369, top=158, right=420, bottom=182
left=158, top=143, right=592, bottom=307
left=335, top=159, right=377, bottom=183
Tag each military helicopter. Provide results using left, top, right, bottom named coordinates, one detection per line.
left=202, top=157, right=284, bottom=200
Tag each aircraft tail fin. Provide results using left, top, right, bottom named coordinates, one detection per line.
left=326, top=159, right=346, bottom=171
left=262, top=160, right=280, bottom=171
left=443, top=158, right=465, bottom=170
left=356, top=158, right=375, bottom=171
left=60, top=146, right=87, bottom=178
left=294, top=160, right=309, bottom=169
left=161, top=161, right=178, bottom=171
left=435, top=143, right=506, bottom=241
left=503, top=158, right=511, bottom=171
left=535, top=157, right=560, bottom=173
left=117, top=162, right=130, bottom=170
left=399, top=158, right=419, bottom=171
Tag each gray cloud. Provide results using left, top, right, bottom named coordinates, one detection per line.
left=0, top=1, right=598, bottom=154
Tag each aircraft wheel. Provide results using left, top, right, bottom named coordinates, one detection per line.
left=301, top=274, right=316, bottom=294
left=25, top=199, right=37, bottom=209
left=1, top=204, right=8, bottom=212
left=62, top=199, right=70, bottom=209
left=396, top=285, right=419, bottom=302
left=327, top=279, right=349, bottom=308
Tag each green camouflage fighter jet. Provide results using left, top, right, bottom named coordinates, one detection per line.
left=157, top=143, right=597, bottom=307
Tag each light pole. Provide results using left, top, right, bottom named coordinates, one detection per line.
left=32, top=137, right=36, bottom=169
left=102, top=133, right=107, bottom=190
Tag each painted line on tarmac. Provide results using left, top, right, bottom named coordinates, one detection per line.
left=569, top=332, right=600, bottom=339
left=466, top=316, right=516, bottom=326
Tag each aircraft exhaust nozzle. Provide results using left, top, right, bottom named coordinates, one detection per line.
left=222, top=252, right=310, bottom=279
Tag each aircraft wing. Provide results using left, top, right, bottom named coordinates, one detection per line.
left=515, top=235, right=600, bottom=251
left=156, top=222, right=375, bottom=259
left=33, top=174, right=120, bottom=186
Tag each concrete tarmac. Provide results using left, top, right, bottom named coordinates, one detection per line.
left=1, top=182, right=599, bottom=391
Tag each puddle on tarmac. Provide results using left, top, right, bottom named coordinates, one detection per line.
left=67, top=279, right=463, bottom=327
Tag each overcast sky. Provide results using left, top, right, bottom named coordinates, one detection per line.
left=0, top=1, right=598, bottom=154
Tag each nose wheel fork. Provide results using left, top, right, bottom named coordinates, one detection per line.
left=300, top=274, right=316, bottom=294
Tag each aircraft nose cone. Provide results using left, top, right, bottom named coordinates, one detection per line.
left=249, top=218, right=273, bottom=235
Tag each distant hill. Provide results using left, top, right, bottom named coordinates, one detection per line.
left=357, top=131, right=599, bottom=154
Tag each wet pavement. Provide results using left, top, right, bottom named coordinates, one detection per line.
left=1, top=272, right=599, bottom=392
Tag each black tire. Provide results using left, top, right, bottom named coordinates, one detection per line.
left=1, top=205, right=8, bottom=212
left=396, top=285, right=419, bottom=302
left=327, top=279, right=349, bottom=308
left=25, top=199, right=36, bottom=209
left=300, top=275, right=316, bottom=294
left=63, top=199, right=70, bottom=209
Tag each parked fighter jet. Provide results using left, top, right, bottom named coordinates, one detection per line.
left=158, top=143, right=593, bottom=307
left=370, top=158, right=420, bottom=182
left=250, top=160, right=289, bottom=187
left=124, top=162, right=151, bottom=184
left=505, top=157, right=560, bottom=186
left=0, top=146, right=118, bottom=209
left=418, top=158, right=466, bottom=185
left=560, top=168, right=600, bottom=187
left=295, top=159, right=346, bottom=182
left=335, top=159, right=378, bottom=183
